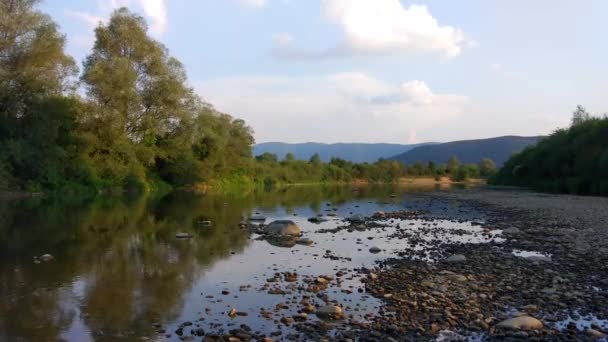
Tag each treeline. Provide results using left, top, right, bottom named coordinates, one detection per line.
left=490, top=106, right=608, bottom=196
left=0, top=1, right=495, bottom=196
left=0, top=2, right=253, bottom=194
left=253, top=153, right=496, bottom=186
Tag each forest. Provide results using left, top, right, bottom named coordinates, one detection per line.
left=0, top=1, right=493, bottom=195
left=490, top=106, right=608, bottom=196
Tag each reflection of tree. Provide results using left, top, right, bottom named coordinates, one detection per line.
left=0, top=184, right=413, bottom=340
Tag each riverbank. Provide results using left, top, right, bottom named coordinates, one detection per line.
left=318, top=188, right=608, bottom=340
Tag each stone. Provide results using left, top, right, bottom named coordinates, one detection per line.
left=316, top=305, right=343, bottom=320
left=445, top=254, right=466, bottom=263
left=496, top=316, right=543, bottom=330
left=265, top=220, right=301, bottom=236
left=296, top=238, right=314, bottom=246
left=503, top=227, right=520, bottom=235
left=40, top=254, right=54, bottom=262
left=348, top=214, right=365, bottom=223
left=249, top=214, right=266, bottom=221
left=587, top=328, right=607, bottom=339
left=175, top=233, right=192, bottom=239
left=369, top=246, right=381, bottom=254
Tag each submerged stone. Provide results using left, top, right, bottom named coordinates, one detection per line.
left=265, top=220, right=301, bottom=236
left=496, top=316, right=543, bottom=330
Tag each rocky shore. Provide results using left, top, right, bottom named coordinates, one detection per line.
left=164, top=188, right=608, bottom=341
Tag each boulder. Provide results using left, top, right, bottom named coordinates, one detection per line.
left=496, top=316, right=543, bottom=330
left=316, top=305, right=343, bottom=320
left=445, top=254, right=467, bottom=263
left=369, top=246, right=382, bottom=254
left=265, top=220, right=301, bottom=236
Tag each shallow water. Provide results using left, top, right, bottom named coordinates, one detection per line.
left=0, top=184, right=491, bottom=341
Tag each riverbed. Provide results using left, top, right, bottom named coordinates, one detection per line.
left=0, top=185, right=607, bottom=341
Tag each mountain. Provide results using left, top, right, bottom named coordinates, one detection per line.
left=389, top=136, right=543, bottom=166
left=253, top=142, right=434, bottom=163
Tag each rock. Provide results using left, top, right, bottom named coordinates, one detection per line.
left=249, top=214, right=266, bottom=221
left=296, top=238, right=314, bottom=246
left=228, top=308, right=237, bottom=318
left=175, top=233, right=192, bottom=239
left=496, top=316, right=543, bottom=330
left=348, top=214, right=365, bottom=223
left=265, top=220, right=301, bottom=236
left=308, top=216, right=328, bottom=223
left=445, top=254, right=466, bottom=263
left=39, top=254, right=54, bottom=262
left=446, top=273, right=468, bottom=282
left=369, top=246, right=381, bottom=254
left=526, top=255, right=551, bottom=262
left=503, top=227, right=520, bottom=235
left=586, top=328, right=607, bottom=339
left=316, top=305, right=343, bottom=320
left=198, top=220, right=212, bottom=226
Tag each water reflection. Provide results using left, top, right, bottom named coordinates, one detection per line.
left=2, top=184, right=447, bottom=341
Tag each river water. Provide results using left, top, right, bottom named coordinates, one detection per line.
left=0, top=184, right=496, bottom=341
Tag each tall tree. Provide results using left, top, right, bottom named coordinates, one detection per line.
left=0, top=0, right=82, bottom=190
left=81, top=7, right=198, bottom=188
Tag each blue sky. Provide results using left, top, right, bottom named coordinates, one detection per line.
left=42, top=0, right=608, bottom=144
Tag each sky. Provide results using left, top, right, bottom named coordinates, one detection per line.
left=42, top=0, right=608, bottom=144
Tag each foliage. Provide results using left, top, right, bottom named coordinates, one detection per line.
left=490, top=110, right=608, bottom=196
left=0, top=2, right=488, bottom=196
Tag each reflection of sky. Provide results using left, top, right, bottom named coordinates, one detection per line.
left=165, top=198, right=499, bottom=339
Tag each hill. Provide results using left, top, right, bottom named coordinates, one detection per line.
left=253, top=142, right=434, bottom=163
left=390, top=136, right=542, bottom=166
left=490, top=118, right=608, bottom=195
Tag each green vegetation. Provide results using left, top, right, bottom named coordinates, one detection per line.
left=0, top=2, right=494, bottom=196
left=490, top=106, right=608, bottom=196
left=0, top=2, right=253, bottom=195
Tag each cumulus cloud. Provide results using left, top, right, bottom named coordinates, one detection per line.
left=273, top=0, right=473, bottom=60
left=68, top=0, right=168, bottom=36
left=197, top=73, right=469, bottom=143
left=136, top=0, right=168, bottom=35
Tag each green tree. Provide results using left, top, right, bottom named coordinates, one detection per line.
left=571, top=105, right=591, bottom=126
left=0, top=0, right=82, bottom=191
left=447, top=156, right=460, bottom=174
left=479, top=158, right=497, bottom=177
left=81, top=7, right=199, bottom=189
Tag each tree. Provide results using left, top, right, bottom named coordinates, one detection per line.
left=81, top=7, right=199, bottom=189
left=479, top=158, right=497, bottom=177
left=571, top=105, right=591, bottom=126
left=284, top=153, right=295, bottom=162
left=447, top=156, right=460, bottom=174
left=0, top=0, right=81, bottom=191
left=309, top=153, right=321, bottom=166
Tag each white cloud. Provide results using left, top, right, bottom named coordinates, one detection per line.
left=136, top=0, right=168, bottom=35
left=239, top=0, right=269, bottom=8
left=67, top=0, right=168, bottom=38
left=273, top=0, right=473, bottom=60
left=197, top=73, right=469, bottom=143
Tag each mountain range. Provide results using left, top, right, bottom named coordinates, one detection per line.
left=253, top=142, right=434, bottom=163
left=254, top=136, right=542, bottom=166
left=389, top=136, right=542, bottom=166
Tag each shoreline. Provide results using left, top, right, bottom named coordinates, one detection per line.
left=318, top=188, right=608, bottom=340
